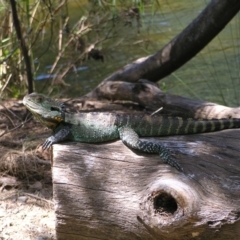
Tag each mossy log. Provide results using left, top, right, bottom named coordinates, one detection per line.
left=52, top=128, right=240, bottom=240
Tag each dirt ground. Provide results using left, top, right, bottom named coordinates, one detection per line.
left=0, top=99, right=56, bottom=240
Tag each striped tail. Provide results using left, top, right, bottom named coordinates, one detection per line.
left=131, top=116, right=240, bottom=137
left=174, top=118, right=240, bottom=135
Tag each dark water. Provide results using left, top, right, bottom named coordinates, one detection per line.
left=34, top=0, right=240, bottom=106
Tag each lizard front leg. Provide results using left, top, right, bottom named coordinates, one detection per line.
left=118, top=126, right=183, bottom=172
left=42, top=126, right=71, bottom=150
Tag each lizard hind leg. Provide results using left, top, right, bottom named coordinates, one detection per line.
left=118, top=126, right=183, bottom=172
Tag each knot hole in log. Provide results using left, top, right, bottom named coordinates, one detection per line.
left=139, top=177, right=200, bottom=233
left=153, top=191, right=178, bottom=216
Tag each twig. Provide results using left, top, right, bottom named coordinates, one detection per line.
left=0, top=74, right=12, bottom=97
left=0, top=47, right=18, bottom=64
left=0, top=102, right=22, bottom=121
left=9, top=0, right=33, bottom=93
left=0, top=118, right=32, bottom=138
left=34, top=157, right=51, bottom=165
left=150, top=107, right=163, bottom=116
left=0, top=111, right=15, bottom=127
left=22, top=192, right=54, bottom=205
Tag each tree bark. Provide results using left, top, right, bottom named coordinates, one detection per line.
left=52, top=129, right=240, bottom=240
left=74, top=81, right=240, bottom=119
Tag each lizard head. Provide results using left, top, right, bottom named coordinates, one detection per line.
left=23, top=92, right=65, bottom=129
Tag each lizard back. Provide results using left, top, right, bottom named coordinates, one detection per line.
left=65, top=112, right=240, bottom=140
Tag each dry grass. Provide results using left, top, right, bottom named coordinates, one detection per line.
left=0, top=99, right=55, bottom=240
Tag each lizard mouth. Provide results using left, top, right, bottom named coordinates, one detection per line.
left=28, top=110, right=60, bottom=129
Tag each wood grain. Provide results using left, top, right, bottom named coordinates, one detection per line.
left=52, top=129, right=240, bottom=240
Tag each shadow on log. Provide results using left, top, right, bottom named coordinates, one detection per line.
left=52, top=128, right=240, bottom=240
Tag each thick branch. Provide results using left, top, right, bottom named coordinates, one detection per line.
left=94, top=0, right=240, bottom=86
left=77, top=81, right=240, bottom=119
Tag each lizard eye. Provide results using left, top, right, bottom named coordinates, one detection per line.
left=36, top=96, right=43, bottom=103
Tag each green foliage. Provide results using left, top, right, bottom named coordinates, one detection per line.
left=1, top=0, right=239, bottom=106
left=0, top=0, right=156, bottom=98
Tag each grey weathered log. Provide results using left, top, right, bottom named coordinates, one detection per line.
left=51, top=1, right=240, bottom=238
left=75, top=81, right=240, bottom=119
left=52, top=129, right=240, bottom=240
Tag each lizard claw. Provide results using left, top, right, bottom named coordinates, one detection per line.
left=158, top=146, right=183, bottom=172
left=162, top=156, right=184, bottom=172
left=42, top=137, right=55, bottom=150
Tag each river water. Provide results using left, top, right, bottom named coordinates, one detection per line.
left=34, top=0, right=240, bottom=106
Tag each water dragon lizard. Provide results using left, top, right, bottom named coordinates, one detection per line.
left=23, top=92, right=240, bottom=172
